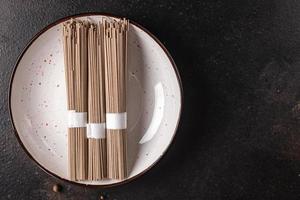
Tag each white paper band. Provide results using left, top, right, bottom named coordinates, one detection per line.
left=68, top=110, right=87, bottom=128
left=86, top=123, right=106, bottom=139
left=106, top=112, right=127, bottom=129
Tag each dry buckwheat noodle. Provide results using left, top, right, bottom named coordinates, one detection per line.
left=87, top=22, right=107, bottom=180
left=63, top=19, right=88, bottom=181
left=63, top=17, right=128, bottom=181
left=103, top=18, right=129, bottom=180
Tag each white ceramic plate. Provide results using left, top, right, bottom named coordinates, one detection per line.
left=9, top=14, right=182, bottom=186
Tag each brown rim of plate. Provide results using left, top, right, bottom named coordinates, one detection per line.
left=8, top=12, right=183, bottom=188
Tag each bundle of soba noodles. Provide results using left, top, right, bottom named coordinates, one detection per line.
left=103, top=19, right=129, bottom=180
left=63, top=20, right=88, bottom=181
left=87, top=23, right=107, bottom=180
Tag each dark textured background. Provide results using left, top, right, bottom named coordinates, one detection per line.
left=1, top=0, right=300, bottom=199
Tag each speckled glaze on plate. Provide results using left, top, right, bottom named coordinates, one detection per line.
left=9, top=13, right=182, bottom=186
